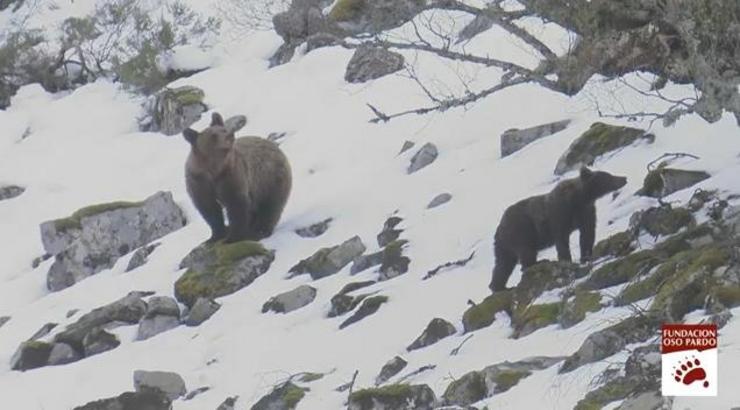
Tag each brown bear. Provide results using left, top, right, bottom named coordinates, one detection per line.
left=183, top=112, right=292, bottom=243
left=489, top=167, right=627, bottom=291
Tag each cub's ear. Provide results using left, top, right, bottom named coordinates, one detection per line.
left=224, top=115, right=247, bottom=134
left=579, top=166, right=593, bottom=179
left=183, top=128, right=198, bottom=145
left=211, top=112, right=224, bottom=126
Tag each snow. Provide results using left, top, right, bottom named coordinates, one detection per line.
left=1, top=1, right=740, bottom=409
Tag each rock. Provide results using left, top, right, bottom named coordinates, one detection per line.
left=10, top=341, right=54, bottom=371
left=183, top=386, right=210, bottom=401
left=143, top=86, right=208, bottom=136
left=616, top=391, right=669, bottom=410
left=183, top=297, right=221, bottom=326
left=399, top=140, right=415, bottom=154
left=175, top=241, right=275, bottom=308
left=262, top=285, right=317, bottom=314
left=515, top=261, right=590, bottom=306
left=47, top=342, right=82, bottom=366
left=250, top=381, right=307, bottom=410
left=0, top=184, right=24, bottom=201
left=378, top=240, right=410, bottom=281
left=500, top=119, right=571, bottom=158
left=83, top=328, right=120, bottom=357
left=554, top=122, right=653, bottom=175
left=289, top=236, right=366, bottom=280
left=126, top=243, right=161, bottom=272
left=29, top=322, right=58, bottom=340
left=0, top=315, right=9, bottom=328
left=345, top=45, right=404, bottom=83
left=407, top=318, right=456, bottom=351
left=340, top=295, right=388, bottom=329
left=144, top=296, right=180, bottom=318
left=55, top=292, right=148, bottom=353
left=295, top=218, right=332, bottom=238
left=637, top=168, right=711, bottom=198
left=560, top=316, right=659, bottom=373
left=511, top=303, right=561, bottom=338
left=593, top=230, right=636, bottom=259
left=73, top=390, right=172, bottom=410
left=217, top=396, right=239, bottom=410
left=558, top=290, right=602, bottom=329
left=349, top=384, right=437, bottom=410
left=427, top=193, right=452, bottom=209
left=328, top=281, right=375, bottom=317
left=350, top=250, right=384, bottom=274
left=629, top=206, right=695, bottom=237
left=134, top=370, right=187, bottom=400
left=377, top=216, right=403, bottom=247
left=375, top=356, right=408, bottom=386
left=407, top=143, right=438, bottom=174
left=462, top=291, right=513, bottom=333
left=328, top=0, right=425, bottom=34
left=42, top=191, right=187, bottom=291
left=137, top=315, right=180, bottom=341
left=443, top=356, right=563, bottom=406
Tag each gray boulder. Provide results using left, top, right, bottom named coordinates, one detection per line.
left=134, top=370, right=187, bottom=400
left=377, top=216, right=403, bottom=247
left=217, top=396, right=239, bottom=410
left=500, top=119, right=571, bottom=157
left=126, top=243, right=161, bottom=272
left=83, top=328, right=120, bottom=357
left=407, top=318, right=456, bottom=351
left=250, top=381, right=307, bottom=410
left=0, top=315, right=9, bottom=328
left=327, top=0, right=425, bottom=34
left=408, top=143, right=438, bottom=174
left=378, top=240, right=410, bottom=281
left=47, top=342, right=82, bottom=366
left=629, top=206, right=695, bottom=237
left=375, top=356, right=408, bottom=386
left=183, top=297, right=221, bottom=326
left=349, top=384, right=437, bottom=410
left=295, top=218, right=332, bottom=238
left=73, top=390, right=172, bottom=410
left=10, top=340, right=54, bottom=371
left=42, top=191, right=187, bottom=291
left=427, top=193, right=452, bottom=209
left=175, top=241, right=275, bottom=308
left=137, top=296, right=181, bottom=340
left=289, top=236, right=366, bottom=280
left=350, top=250, right=384, bottom=274
left=339, top=295, right=388, bottom=329
left=638, top=168, right=711, bottom=198
left=328, top=281, right=375, bottom=317
left=143, top=86, right=208, bottom=136
left=345, top=46, right=404, bottom=83
left=0, top=184, right=24, bottom=201
left=554, top=122, right=654, bottom=175
left=262, top=285, right=317, bottom=313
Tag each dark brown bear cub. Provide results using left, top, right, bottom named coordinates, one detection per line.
left=489, top=167, right=627, bottom=291
left=183, top=113, right=292, bottom=243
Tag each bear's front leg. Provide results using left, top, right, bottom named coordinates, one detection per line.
left=579, top=205, right=596, bottom=263
left=224, top=198, right=256, bottom=243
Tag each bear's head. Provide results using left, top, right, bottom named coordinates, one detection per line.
left=183, top=112, right=247, bottom=170
left=580, top=167, right=627, bottom=201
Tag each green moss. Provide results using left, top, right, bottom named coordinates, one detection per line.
left=513, top=303, right=560, bottom=337
left=561, top=122, right=648, bottom=170
left=442, top=371, right=487, bottom=404
left=214, top=241, right=269, bottom=264
left=462, top=291, right=513, bottom=332
left=491, top=369, right=531, bottom=393
left=639, top=168, right=665, bottom=197
left=560, top=290, right=602, bottom=327
left=53, top=200, right=143, bottom=231
left=593, top=231, right=635, bottom=259
left=328, top=0, right=365, bottom=22
left=574, top=377, right=638, bottom=410
left=282, top=383, right=307, bottom=408
left=712, top=286, right=740, bottom=308
left=297, top=372, right=324, bottom=383
left=582, top=249, right=663, bottom=290
left=172, top=86, right=204, bottom=105
left=351, top=384, right=413, bottom=403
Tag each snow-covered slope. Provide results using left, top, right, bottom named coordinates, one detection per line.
left=1, top=1, right=740, bottom=409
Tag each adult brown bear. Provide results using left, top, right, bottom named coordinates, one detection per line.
left=183, top=113, right=292, bottom=243
left=489, top=167, right=627, bottom=291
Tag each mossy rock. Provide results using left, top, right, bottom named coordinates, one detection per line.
left=515, top=261, right=589, bottom=306
left=289, top=236, right=366, bottom=280
left=512, top=303, right=561, bottom=338
left=630, top=206, right=696, bottom=237
left=559, top=290, right=602, bottom=328
left=53, top=201, right=144, bottom=232
left=442, top=371, right=487, bottom=406
left=462, top=290, right=513, bottom=333
left=581, top=249, right=665, bottom=291
left=379, top=239, right=410, bottom=280
left=328, top=0, right=365, bottom=22
left=250, top=381, right=307, bottom=410
left=349, top=384, right=436, bottom=410
left=171, top=86, right=205, bottom=106
left=297, top=372, right=324, bottom=383
left=574, top=377, right=642, bottom=410
left=490, top=369, right=532, bottom=394
left=637, top=168, right=711, bottom=198
left=593, top=230, right=636, bottom=259
left=10, top=340, right=54, bottom=371
left=554, top=122, right=653, bottom=175
left=339, top=295, right=388, bottom=329
left=175, top=241, right=274, bottom=308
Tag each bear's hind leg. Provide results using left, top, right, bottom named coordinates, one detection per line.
left=490, top=243, right=518, bottom=292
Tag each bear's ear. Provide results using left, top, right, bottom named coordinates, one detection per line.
left=183, top=128, right=198, bottom=145
left=224, top=115, right=247, bottom=134
left=211, top=112, right=224, bottom=127
left=580, top=166, right=593, bottom=180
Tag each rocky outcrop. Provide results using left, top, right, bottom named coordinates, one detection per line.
left=295, top=218, right=332, bottom=238
left=175, top=241, right=274, bottom=308
left=377, top=216, right=403, bottom=247
left=500, top=119, right=571, bottom=157
left=250, top=381, right=307, bottom=410
left=136, top=296, right=180, bottom=340
left=376, top=356, right=408, bottom=386
left=407, top=318, right=456, bottom=351
left=349, top=384, right=437, bottom=410
left=554, top=122, right=653, bottom=175
left=73, top=389, right=172, bottom=410
left=289, top=236, right=366, bottom=280
left=262, top=285, right=317, bottom=314
left=407, top=143, right=438, bottom=174
left=0, top=184, right=24, bottom=201
left=183, top=297, right=221, bottom=326
left=328, top=0, right=425, bottom=34
left=41, top=191, right=186, bottom=291
left=629, top=206, right=695, bottom=237
left=345, top=45, right=404, bottom=83
left=328, top=281, right=375, bottom=317
left=340, top=295, right=388, bottom=329
left=141, top=85, right=208, bottom=136
left=126, top=243, right=161, bottom=272
left=427, top=193, right=452, bottom=209
left=378, top=240, right=410, bottom=281
left=133, top=370, right=187, bottom=400
left=638, top=167, right=711, bottom=198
